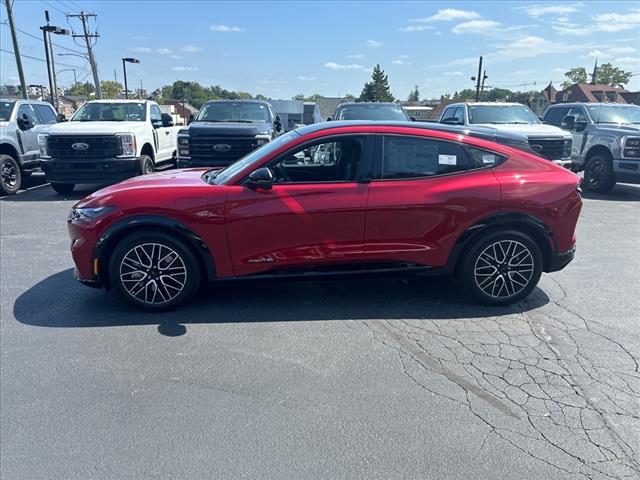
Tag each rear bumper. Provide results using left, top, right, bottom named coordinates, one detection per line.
left=546, top=246, right=575, bottom=273
left=42, top=157, right=139, bottom=184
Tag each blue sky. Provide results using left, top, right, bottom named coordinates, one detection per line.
left=1, top=1, right=639, bottom=99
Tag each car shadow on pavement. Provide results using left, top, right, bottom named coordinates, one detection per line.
left=14, top=268, right=550, bottom=337
left=0, top=178, right=103, bottom=202
left=580, top=183, right=640, bottom=202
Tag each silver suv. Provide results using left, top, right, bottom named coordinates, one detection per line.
left=543, top=103, right=640, bottom=192
left=0, top=98, right=60, bottom=195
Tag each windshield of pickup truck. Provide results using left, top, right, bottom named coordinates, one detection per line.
left=469, top=105, right=540, bottom=125
left=70, top=102, right=146, bottom=122
left=587, top=105, right=640, bottom=124
left=196, top=102, right=271, bottom=123
left=0, top=101, right=15, bottom=121
left=335, top=104, right=408, bottom=121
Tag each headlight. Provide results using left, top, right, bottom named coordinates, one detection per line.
left=38, top=134, right=50, bottom=158
left=177, top=135, right=190, bottom=157
left=69, top=206, right=116, bottom=222
left=116, top=133, right=136, bottom=157
left=562, top=138, right=572, bottom=157
left=178, top=136, right=189, bottom=146
left=622, top=137, right=640, bottom=159
left=255, top=132, right=272, bottom=145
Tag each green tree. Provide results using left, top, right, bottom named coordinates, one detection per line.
left=255, top=94, right=268, bottom=100
left=596, top=63, right=632, bottom=87
left=407, top=85, right=420, bottom=102
left=359, top=64, right=395, bottom=102
left=563, top=67, right=587, bottom=87
left=292, top=93, right=322, bottom=101
left=100, top=80, right=123, bottom=99
left=343, top=93, right=356, bottom=101
left=66, top=82, right=95, bottom=97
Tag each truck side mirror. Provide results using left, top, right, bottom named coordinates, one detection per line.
left=575, top=120, right=587, bottom=132
left=326, top=116, right=332, bottom=122
left=17, top=114, right=33, bottom=131
left=561, top=115, right=575, bottom=131
left=161, top=113, right=174, bottom=127
left=56, top=113, right=67, bottom=122
left=187, top=114, right=194, bottom=125
left=274, top=115, right=283, bottom=132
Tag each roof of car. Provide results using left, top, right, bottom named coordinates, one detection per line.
left=294, top=120, right=529, bottom=146
left=447, top=102, right=525, bottom=107
left=336, top=102, right=402, bottom=107
left=0, top=98, right=54, bottom=105
left=547, top=102, right=638, bottom=108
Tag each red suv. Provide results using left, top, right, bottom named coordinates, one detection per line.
left=68, top=122, right=582, bottom=310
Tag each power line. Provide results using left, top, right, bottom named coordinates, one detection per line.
left=0, top=22, right=85, bottom=55
left=0, top=47, right=85, bottom=69
left=39, top=0, right=67, bottom=16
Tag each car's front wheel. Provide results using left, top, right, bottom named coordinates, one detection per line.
left=0, top=154, right=21, bottom=195
left=583, top=154, right=615, bottom=193
left=108, top=231, right=200, bottom=311
left=459, top=230, right=543, bottom=306
left=139, top=155, right=155, bottom=175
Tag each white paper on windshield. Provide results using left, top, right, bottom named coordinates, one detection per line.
left=438, top=154, right=457, bottom=165
left=482, top=154, right=497, bottom=164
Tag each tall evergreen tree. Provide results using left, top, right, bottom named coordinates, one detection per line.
left=407, top=85, right=420, bottom=102
left=359, top=64, right=395, bottom=102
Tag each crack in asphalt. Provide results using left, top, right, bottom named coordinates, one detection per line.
left=362, top=294, right=640, bottom=480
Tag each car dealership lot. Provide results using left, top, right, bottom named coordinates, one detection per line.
left=1, top=177, right=639, bottom=479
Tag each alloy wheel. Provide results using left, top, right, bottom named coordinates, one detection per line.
left=1, top=159, right=18, bottom=189
left=586, top=159, right=605, bottom=189
left=473, top=240, right=534, bottom=299
left=119, top=243, right=187, bottom=305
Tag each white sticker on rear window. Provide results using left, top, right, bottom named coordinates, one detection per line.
left=438, top=154, right=457, bottom=165
left=482, top=154, right=497, bottom=164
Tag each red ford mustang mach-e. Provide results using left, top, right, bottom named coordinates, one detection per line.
left=68, top=121, right=582, bottom=310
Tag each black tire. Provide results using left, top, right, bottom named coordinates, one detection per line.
left=139, top=155, right=155, bottom=175
left=108, top=231, right=201, bottom=311
left=0, top=154, right=21, bottom=195
left=50, top=182, right=75, bottom=194
left=583, top=154, right=615, bottom=193
left=458, top=229, right=543, bottom=306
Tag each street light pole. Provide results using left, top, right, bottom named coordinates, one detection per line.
left=122, top=58, right=140, bottom=99
left=41, top=12, right=70, bottom=110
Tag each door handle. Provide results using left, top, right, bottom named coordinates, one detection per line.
left=165, top=131, right=170, bottom=135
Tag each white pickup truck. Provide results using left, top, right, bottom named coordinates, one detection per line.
left=40, top=99, right=181, bottom=194
left=1, top=98, right=61, bottom=195
left=439, top=102, right=573, bottom=166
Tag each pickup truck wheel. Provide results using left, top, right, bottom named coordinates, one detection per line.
left=50, top=183, right=75, bottom=194
left=583, top=154, right=615, bottom=193
left=139, top=155, right=155, bottom=175
left=0, top=154, right=21, bottom=195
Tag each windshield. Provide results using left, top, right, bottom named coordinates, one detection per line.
left=587, top=105, right=640, bottom=124
left=70, top=102, right=146, bottom=122
left=0, top=101, right=15, bottom=121
left=197, top=102, right=271, bottom=123
left=469, top=105, right=540, bottom=124
left=336, top=104, right=408, bottom=121
left=210, top=130, right=300, bottom=185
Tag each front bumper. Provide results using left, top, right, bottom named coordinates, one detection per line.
left=546, top=246, right=575, bottom=273
left=614, top=159, right=640, bottom=184
left=551, top=159, right=573, bottom=168
left=42, top=156, right=139, bottom=184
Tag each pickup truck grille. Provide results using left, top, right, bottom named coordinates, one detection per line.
left=189, top=136, right=259, bottom=163
left=47, top=135, right=122, bottom=159
left=527, top=138, right=570, bottom=160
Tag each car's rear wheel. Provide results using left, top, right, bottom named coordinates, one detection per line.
left=139, top=155, right=155, bottom=175
left=108, top=231, right=200, bottom=311
left=583, top=154, right=615, bottom=193
left=0, top=154, right=21, bottom=195
left=459, top=230, right=542, bottom=306
left=51, top=182, right=75, bottom=194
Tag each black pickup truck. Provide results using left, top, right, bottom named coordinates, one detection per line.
left=176, top=100, right=283, bottom=168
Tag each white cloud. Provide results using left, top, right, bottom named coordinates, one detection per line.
left=512, top=69, right=535, bottom=76
left=616, top=56, right=640, bottom=66
left=169, top=54, right=182, bottom=59
left=581, top=49, right=610, bottom=59
left=444, top=71, right=463, bottom=76
left=392, top=57, right=412, bottom=65
left=452, top=19, right=501, bottom=34
left=489, top=36, right=587, bottom=61
left=400, top=25, right=435, bottom=32
left=210, top=24, right=245, bottom=32
left=297, top=75, right=315, bottom=81
left=410, top=9, right=480, bottom=23
left=518, top=3, right=581, bottom=17
left=555, top=10, right=640, bottom=35
left=324, top=62, right=365, bottom=71
left=346, top=53, right=364, bottom=58
left=365, top=40, right=383, bottom=47
left=610, top=46, right=637, bottom=54
left=132, top=47, right=152, bottom=53
left=156, top=48, right=173, bottom=55
left=172, top=66, right=199, bottom=71
left=181, top=45, right=203, bottom=53
left=132, top=35, right=145, bottom=41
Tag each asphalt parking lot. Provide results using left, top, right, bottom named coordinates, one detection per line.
left=1, top=174, right=639, bottom=480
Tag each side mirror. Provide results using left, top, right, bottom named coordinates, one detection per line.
left=410, top=116, right=416, bottom=122
left=187, top=114, right=194, bottom=125
left=561, top=115, right=575, bottom=131
left=274, top=115, right=283, bottom=132
left=247, top=167, right=274, bottom=190
left=56, top=113, right=67, bottom=122
left=161, top=113, right=174, bottom=127
left=17, top=114, right=33, bottom=131
left=326, top=116, right=332, bottom=122
left=575, top=120, right=587, bottom=132
left=441, top=117, right=462, bottom=125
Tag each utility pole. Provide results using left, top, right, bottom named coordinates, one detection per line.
left=139, top=79, right=143, bottom=99
left=113, top=68, right=117, bottom=82
left=69, top=12, right=102, bottom=98
left=5, top=0, right=27, bottom=98
left=480, top=70, right=488, bottom=100
left=473, top=56, right=483, bottom=102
